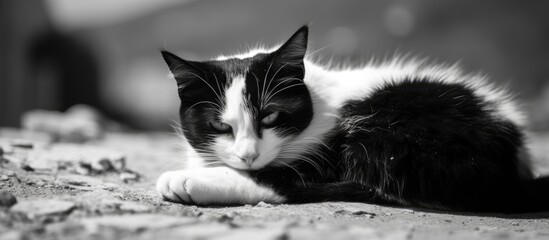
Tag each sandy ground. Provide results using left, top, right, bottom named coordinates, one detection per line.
left=1, top=128, right=549, bottom=240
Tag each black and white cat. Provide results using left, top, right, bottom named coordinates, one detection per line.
left=157, top=26, right=549, bottom=213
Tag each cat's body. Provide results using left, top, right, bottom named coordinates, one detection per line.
left=157, top=26, right=549, bottom=213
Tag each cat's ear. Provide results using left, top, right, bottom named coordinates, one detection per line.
left=161, top=50, right=204, bottom=90
left=274, top=25, right=308, bottom=66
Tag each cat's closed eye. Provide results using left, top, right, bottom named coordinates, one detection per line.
left=209, top=120, right=232, bottom=134
left=261, top=111, right=279, bottom=127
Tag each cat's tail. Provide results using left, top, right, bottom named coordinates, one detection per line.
left=502, top=176, right=549, bottom=213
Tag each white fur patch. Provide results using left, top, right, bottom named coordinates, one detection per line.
left=302, top=59, right=525, bottom=127
left=156, top=167, right=285, bottom=205
left=215, top=75, right=291, bottom=170
left=216, top=47, right=277, bottom=61
left=218, top=75, right=259, bottom=169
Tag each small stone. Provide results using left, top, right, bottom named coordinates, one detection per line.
left=21, top=164, right=34, bottom=172
left=0, top=175, right=8, bottom=181
left=5, top=170, right=16, bottom=177
left=90, top=158, right=112, bottom=172
left=119, top=171, right=139, bottom=183
left=74, top=165, right=91, bottom=175
left=0, top=191, right=17, bottom=208
left=118, top=201, right=151, bottom=213
left=333, top=207, right=376, bottom=218
left=81, top=214, right=196, bottom=232
left=10, top=199, right=75, bottom=219
left=97, top=199, right=151, bottom=214
left=55, top=174, right=116, bottom=191
left=35, top=181, right=46, bottom=187
left=10, top=140, right=34, bottom=149
left=403, top=209, right=415, bottom=214
left=26, top=144, right=126, bottom=175
left=474, top=225, right=497, bottom=232
left=219, top=211, right=239, bottom=222
left=255, top=201, right=273, bottom=208
left=512, top=222, right=520, bottom=226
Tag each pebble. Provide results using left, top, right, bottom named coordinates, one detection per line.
left=26, top=144, right=126, bottom=174
left=256, top=201, right=273, bottom=208
left=119, top=171, right=139, bottom=183
left=10, top=140, right=34, bottom=149
left=118, top=201, right=151, bottom=213
left=403, top=209, right=415, bottom=214
left=333, top=207, right=376, bottom=218
left=100, top=199, right=151, bottom=213
left=5, top=170, right=16, bottom=177
left=55, top=174, right=117, bottom=191
left=0, top=191, right=17, bottom=208
left=474, top=225, right=497, bottom=232
left=219, top=211, right=239, bottom=222
left=10, top=199, right=75, bottom=219
left=0, top=175, right=8, bottom=181
left=81, top=214, right=196, bottom=232
left=35, top=181, right=46, bottom=187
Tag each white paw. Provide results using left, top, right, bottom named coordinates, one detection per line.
left=156, top=167, right=285, bottom=205
left=156, top=170, right=194, bottom=204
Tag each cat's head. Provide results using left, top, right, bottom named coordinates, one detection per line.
left=161, top=26, right=313, bottom=170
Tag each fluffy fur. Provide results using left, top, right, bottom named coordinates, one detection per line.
left=157, top=26, right=548, bottom=213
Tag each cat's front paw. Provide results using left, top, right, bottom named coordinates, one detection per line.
left=155, top=168, right=246, bottom=205
left=156, top=167, right=285, bottom=205
left=156, top=170, right=195, bottom=204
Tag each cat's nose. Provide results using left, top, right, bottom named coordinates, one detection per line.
left=237, top=153, right=259, bottom=166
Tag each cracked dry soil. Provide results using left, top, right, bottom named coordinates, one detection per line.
left=1, top=128, right=549, bottom=240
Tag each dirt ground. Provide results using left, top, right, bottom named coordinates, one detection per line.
left=1, top=128, right=549, bottom=240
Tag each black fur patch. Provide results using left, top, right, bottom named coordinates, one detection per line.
left=335, top=79, right=526, bottom=211
left=254, top=78, right=545, bottom=212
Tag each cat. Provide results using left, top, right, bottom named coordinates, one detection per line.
left=156, top=26, right=549, bottom=213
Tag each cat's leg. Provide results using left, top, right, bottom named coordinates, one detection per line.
left=277, top=181, right=390, bottom=204
left=156, top=167, right=285, bottom=205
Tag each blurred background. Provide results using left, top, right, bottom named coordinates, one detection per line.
left=2, top=0, right=549, bottom=131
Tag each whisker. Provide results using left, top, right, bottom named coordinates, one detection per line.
left=262, top=76, right=302, bottom=109
left=184, top=101, right=222, bottom=115
left=252, top=72, right=262, bottom=108
left=212, top=73, right=224, bottom=98
left=276, top=160, right=306, bottom=186
left=264, top=83, right=305, bottom=103
left=261, top=61, right=275, bottom=104
left=264, top=63, right=290, bottom=103
left=186, top=72, right=223, bottom=105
